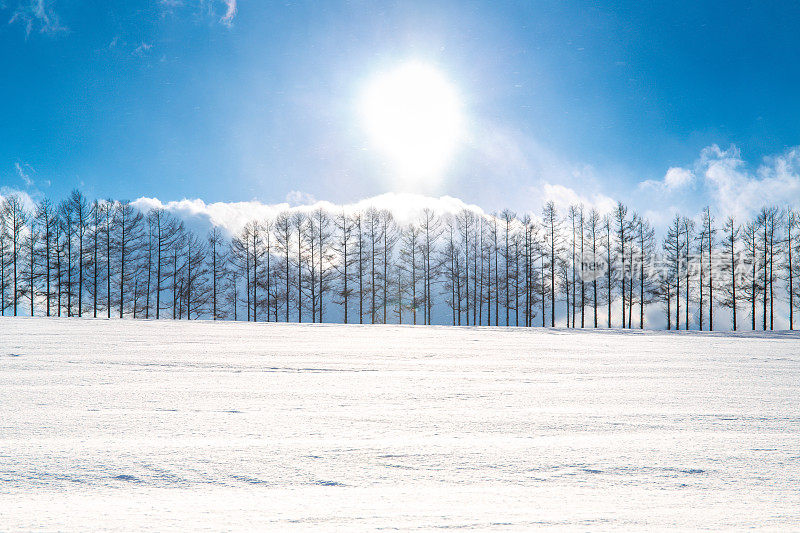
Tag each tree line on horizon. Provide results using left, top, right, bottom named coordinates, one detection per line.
left=1, top=190, right=798, bottom=331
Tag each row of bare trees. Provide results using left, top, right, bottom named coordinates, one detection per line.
left=1, top=190, right=798, bottom=330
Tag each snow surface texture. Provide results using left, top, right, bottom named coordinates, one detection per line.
left=1, top=318, right=799, bottom=531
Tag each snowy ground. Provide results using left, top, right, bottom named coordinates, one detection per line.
left=1, top=318, right=799, bottom=531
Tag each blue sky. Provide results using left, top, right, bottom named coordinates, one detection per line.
left=2, top=0, right=800, bottom=217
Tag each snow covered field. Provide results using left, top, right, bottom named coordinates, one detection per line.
left=1, top=317, right=799, bottom=531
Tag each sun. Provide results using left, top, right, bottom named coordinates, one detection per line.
left=360, top=62, right=464, bottom=188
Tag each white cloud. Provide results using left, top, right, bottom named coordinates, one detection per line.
left=0, top=187, right=37, bottom=212
left=220, top=0, right=236, bottom=26
left=133, top=192, right=487, bottom=237
left=639, top=166, right=694, bottom=192
left=14, top=161, right=35, bottom=187
left=539, top=183, right=616, bottom=216
left=132, top=197, right=288, bottom=237
left=132, top=42, right=152, bottom=57
left=158, top=0, right=236, bottom=26
left=664, top=167, right=694, bottom=189
left=697, top=144, right=800, bottom=218
left=631, top=144, right=800, bottom=222
left=7, top=0, right=67, bottom=37
left=286, top=190, right=316, bottom=206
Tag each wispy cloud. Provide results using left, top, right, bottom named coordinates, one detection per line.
left=220, top=0, right=236, bottom=26
left=158, top=0, right=237, bottom=26
left=286, top=190, right=317, bottom=206
left=14, top=161, right=35, bottom=187
left=7, top=0, right=67, bottom=38
left=132, top=42, right=153, bottom=57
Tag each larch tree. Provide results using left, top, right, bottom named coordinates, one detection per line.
left=542, top=201, right=561, bottom=327
left=291, top=211, right=307, bottom=323
left=332, top=210, right=356, bottom=323
left=662, top=215, right=683, bottom=330
left=380, top=210, right=397, bottom=324
left=603, top=214, right=613, bottom=328
left=313, top=208, right=333, bottom=323
left=2, top=195, right=28, bottom=316
left=34, top=199, right=55, bottom=316
left=207, top=227, right=229, bottom=320
left=398, top=223, right=423, bottom=324
left=113, top=201, right=144, bottom=318
left=787, top=209, right=798, bottom=329
left=418, top=208, right=441, bottom=326
left=273, top=211, right=292, bottom=322
left=23, top=209, right=40, bottom=316
left=741, top=220, right=759, bottom=330
left=613, top=202, right=630, bottom=328
left=585, top=208, right=601, bottom=328
left=682, top=217, right=695, bottom=330
left=67, top=189, right=90, bottom=317
left=720, top=216, right=740, bottom=330
left=637, top=216, right=656, bottom=328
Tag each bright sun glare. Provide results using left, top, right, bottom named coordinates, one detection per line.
left=360, top=62, right=463, bottom=188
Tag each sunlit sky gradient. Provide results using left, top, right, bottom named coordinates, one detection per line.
left=2, top=1, right=800, bottom=218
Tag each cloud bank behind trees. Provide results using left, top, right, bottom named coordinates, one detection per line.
left=2, top=143, right=800, bottom=330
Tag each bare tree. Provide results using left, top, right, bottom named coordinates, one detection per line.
left=380, top=210, right=397, bottom=324
left=232, top=224, right=252, bottom=320
left=312, top=208, right=333, bottom=322
left=741, top=220, right=759, bottom=330
left=332, top=210, right=356, bottom=323
left=291, top=211, right=307, bottom=322
left=419, top=208, right=441, bottom=325
left=456, top=209, right=474, bottom=325
left=364, top=207, right=382, bottom=324
left=59, top=200, right=75, bottom=315
left=1, top=195, right=28, bottom=316
left=182, top=231, right=210, bottom=319
left=756, top=207, right=780, bottom=330
left=663, top=215, right=682, bottom=329
left=0, top=203, right=8, bottom=315
left=697, top=207, right=717, bottom=330
left=578, top=205, right=585, bottom=328
left=614, top=202, right=630, bottom=328
left=354, top=212, right=366, bottom=324
left=23, top=210, right=40, bottom=315
left=542, top=201, right=562, bottom=327
left=442, top=214, right=461, bottom=325
left=113, top=201, right=144, bottom=318
left=636, top=216, right=656, bottom=328
left=603, top=214, right=613, bottom=328
left=207, top=227, right=229, bottom=320
left=788, top=210, right=798, bottom=329
left=274, top=211, right=292, bottom=322
left=586, top=208, right=601, bottom=327
left=682, top=217, right=695, bottom=330
left=34, top=199, right=56, bottom=316
left=146, top=208, right=183, bottom=319
left=501, top=210, right=517, bottom=326
left=88, top=199, right=104, bottom=317
left=398, top=223, right=424, bottom=324
left=720, top=216, right=740, bottom=330
left=170, top=225, right=187, bottom=320
left=67, top=190, right=90, bottom=317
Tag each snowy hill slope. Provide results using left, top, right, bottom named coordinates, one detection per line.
left=1, top=317, right=799, bottom=530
